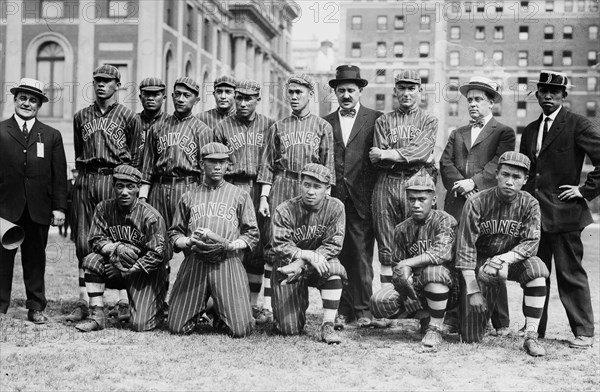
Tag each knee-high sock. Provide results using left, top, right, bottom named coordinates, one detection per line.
left=320, top=276, right=343, bottom=324
left=79, top=268, right=89, bottom=303
left=247, top=272, right=263, bottom=307
left=118, top=289, right=129, bottom=304
left=523, top=277, right=546, bottom=333
left=84, top=271, right=105, bottom=308
left=262, top=264, right=272, bottom=311
left=380, top=265, right=393, bottom=289
left=424, top=283, right=449, bottom=329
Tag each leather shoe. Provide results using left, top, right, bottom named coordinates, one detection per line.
left=356, top=317, right=372, bottom=328
left=569, top=336, right=593, bottom=349
left=27, top=309, right=48, bottom=324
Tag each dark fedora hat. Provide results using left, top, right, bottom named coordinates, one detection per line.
left=10, top=78, right=49, bottom=103
left=329, top=65, right=368, bottom=88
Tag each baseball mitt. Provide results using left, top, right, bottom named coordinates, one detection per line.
left=112, top=243, right=141, bottom=272
left=190, top=238, right=227, bottom=264
left=477, top=257, right=506, bottom=287
left=392, top=264, right=418, bottom=300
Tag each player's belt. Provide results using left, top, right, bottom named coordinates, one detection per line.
left=81, top=166, right=114, bottom=175
left=153, top=175, right=200, bottom=185
left=275, top=169, right=302, bottom=181
left=224, top=175, right=256, bottom=187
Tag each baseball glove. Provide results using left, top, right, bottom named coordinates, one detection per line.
left=391, top=264, right=418, bottom=300
left=112, top=243, right=141, bottom=272
left=477, top=257, right=506, bottom=287
left=275, top=259, right=306, bottom=285
left=190, top=238, right=228, bottom=264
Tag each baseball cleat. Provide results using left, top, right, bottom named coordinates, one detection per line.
left=422, top=325, right=444, bottom=347
left=65, top=300, right=89, bottom=322
left=370, top=318, right=392, bottom=328
left=321, top=322, right=342, bottom=344
left=116, top=301, right=130, bottom=323
left=495, top=327, right=513, bottom=337
left=75, top=306, right=106, bottom=332
left=568, top=336, right=593, bottom=349
left=252, top=306, right=273, bottom=325
left=334, top=314, right=349, bottom=330
left=356, top=317, right=372, bottom=328
left=27, top=310, right=48, bottom=324
left=523, top=332, right=546, bottom=357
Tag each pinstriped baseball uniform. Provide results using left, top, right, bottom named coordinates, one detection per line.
left=167, top=181, right=259, bottom=336
left=196, top=107, right=235, bottom=131
left=270, top=195, right=346, bottom=335
left=455, top=187, right=549, bottom=342
left=83, top=198, right=170, bottom=331
left=73, top=102, right=143, bottom=262
left=215, top=113, right=275, bottom=269
left=134, top=111, right=168, bottom=169
left=371, top=209, right=459, bottom=319
left=372, top=107, right=438, bottom=267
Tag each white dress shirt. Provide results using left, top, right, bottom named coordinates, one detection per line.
left=13, top=115, right=37, bottom=136
left=338, top=103, right=360, bottom=146
left=536, top=106, right=562, bottom=157
left=470, top=113, right=492, bottom=147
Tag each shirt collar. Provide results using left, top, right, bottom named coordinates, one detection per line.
left=13, top=114, right=36, bottom=130
left=544, top=106, right=562, bottom=122
left=291, top=111, right=311, bottom=121
left=397, top=105, right=418, bottom=115
left=338, top=103, right=361, bottom=119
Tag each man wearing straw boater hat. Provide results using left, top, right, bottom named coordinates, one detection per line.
left=0, top=78, right=67, bottom=323
left=520, top=70, right=600, bottom=349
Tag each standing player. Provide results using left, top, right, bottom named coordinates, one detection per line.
left=167, top=143, right=259, bottom=337
left=133, top=77, right=168, bottom=168
left=214, top=80, right=274, bottom=323
left=257, top=74, right=335, bottom=317
left=369, top=70, right=438, bottom=290
left=520, top=70, right=600, bottom=348
left=370, top=175, right=458, bottom=347
left=456, top=151, right=548, bottom=357
left=75, top=165, right=171, bottom=332
left=271, top=164, right=346, bottom=344
left=67, top=65, right=142, bottom=323
left=197, top=75, right=237, bottom=130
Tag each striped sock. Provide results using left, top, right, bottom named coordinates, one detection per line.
left=118, top=289, right=129, bottom=304
left=523, top=277, right=546, bottom=333
left=320, top=276, right=343, bottom=324
left=78, top=268, right=89, bottom=302
left=262, top=264, right=273, bottom=311
left=84, top=271, right=105, bottom=308
left=246, top=272, right=263, bottom=307
left=424, top=283, right=449, bottom=329
left=380, top=264, right=393, bottom=289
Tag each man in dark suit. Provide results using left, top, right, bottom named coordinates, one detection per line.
left=440, top=76, right=515, bottom=336
left=520, top=70, right=600, bottom=349
left=0, top=78, right=68, bottom=323
left=323, top=65, right=383, bottom=328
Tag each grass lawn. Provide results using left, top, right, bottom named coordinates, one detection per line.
left=1, top=225, right=599, bottom=391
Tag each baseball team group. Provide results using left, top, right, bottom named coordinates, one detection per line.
left=1, top=61, right=598, bottom=358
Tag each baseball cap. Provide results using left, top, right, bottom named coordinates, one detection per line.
left=235, top=80, right=261, bottom=96
left=201, top=142, right=231, bottom=160
left=498, top=151, right=531, bottom=171
left=139, top=77, right=166, bottom=92
left=395, top=70, right=421, bottom=85
left=301, top=163, right=331, bottom=184
left=405, top=174, right=436, bottom=192
left=93, top=65, right=121, bottom=82
left=113, top=165, right=142, bottom=183
left=174, top=77, right=200, bottom=95
left=214, top=75, right=237, bottom=88
left=287, top=74, right=315, bottom=92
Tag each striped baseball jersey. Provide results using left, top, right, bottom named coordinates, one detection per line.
left=141, top=113, right=213, bottom=182
left=373, top=106, right=438, bottom=174
left=214, top=113, right=275, bottom=177
left=196, top=107, right=235, bottom=131
left=393, top=209, right=457, bottom=267
left=271, top=195, right=345, bottom=265
left=455, top=187, right=541, bottom=271
left=257, top=113, right=336, bottom=186
left=134, top=111, right=168, bottom=168
left=88, top=198, right=170, bottom=273
left=74, top=102, right=142, bottom=168
left=168, top=181, right=259, bottom=258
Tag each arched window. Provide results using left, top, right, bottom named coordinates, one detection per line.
left=185, top=60, right=193, bottom=77
left=164, top=49, right=173, bottom=112
left=36, top=41, right=65, bottom=117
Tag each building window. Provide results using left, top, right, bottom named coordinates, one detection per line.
left=419, top=42, right=430, bottom=58
left=165, top=0, right=174, bottom=27
left=517, top=101, right=527, bottom=118
left=449, top=77, right=459, bottom=91
left=419, top=69, right=429, bottom=84
left=518, top=51, right=528, bottom=67
left=449, top=102, right=459, bottom=117
left=565, top=0, right=573, bottom=11
left=563, top=25, right=573, bottom=39
left=493, top=51, right=503, bottom=66
left=475, top=26, right=485, bottom=39
left=376, top=42, right=387, bottom=58
left=464, top=2, right=472, bottom=12
left=588, top=77, right=598, bottom=91
left=475, top=51, right=485, bottom=66
left=377, top=15, right=388, bottom=30
left=216, top=30, right=222, bottom=60
left=562, top=50, right=572, bottom=66
left=185, top=60, right=193, bottom=77
left=519, top=26, right=529, bottom=40
left=394, top=16, right=404, bottom=30
left=589, top=51, right=598, bottom=66
left=543, top=51, right=553, bottom=65
left=203, top=18, right=211, bottom=52
left=185, top=4, right=195, bottom=40
left=494, top=26, right=504, bottom=40
left=521, top=1, right=529, bottom=9
left=376, top=69, right=386, bottom=84
left=449, top=51, right=460, bottom=66
left=496, top=5, right=504, bottom=12
left=36, top=41, right=64, bottom=117
left=591, top=1, right=599, bottom=11
left=518, top=77, right=528, bottom=91
left=590, top=26, right=599, bottom=40
left=41, top=1, right=63, bottom=18
left=108, top=1, right=132, bottom=17
left=587, top=101, right=597, bottom=117
left=394, top=42, right=403, bottom=58
left=578, top=0, right=585, bottom=11
left=544, top=25, right=554, bottom=39
left=476, top=5, right=485, bottom=12
left=351, top=42, right=361, bottom=57
left=420, top=15, right=431, bottom=30
left=450, top=27, right=460, bottom=40
left=375, top=94, right=385, bottom=111
left=351, top=15, right=362, bottom=30
left=546, top=0, right=554, bottom=11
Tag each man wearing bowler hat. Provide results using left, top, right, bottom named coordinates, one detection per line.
left=520, top=70, right=600, bottom=348
left=323, top=65, right=383, bottom=329
left=0, top=78, right=68, bottom=323
left=439, top=76, right=515, bottom=336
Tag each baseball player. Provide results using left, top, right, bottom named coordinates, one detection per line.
left=133, top=77, right=168, bottom=168
left=75, top=165, right=171, bottom=332
left=270, top=163, right=346, bottom=344
left=369, top=70, right=438, bottom=289
left=196, top=75, right=237, bottom=130
left=167, top=143, right=259, bottom=337
left=67, top=64, right=142, bottom=323
left=370, top=174, right=458, bottom=347
left=214, top=80, right=275, bottom=323
left=257, top=74, right=335, bottom=319
left=456, top=151, right=549, bottom=357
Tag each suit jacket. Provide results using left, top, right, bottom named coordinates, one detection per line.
left=440, top=117, right=515, bottom=220
left=520, top=107, right=600, bottom=233
left=0, top=115, right=68, bottom=225
left=323, top=105, right=383, bottom=220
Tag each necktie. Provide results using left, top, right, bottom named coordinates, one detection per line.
left=340, top=108, right=356, bottom=117
left=22, top=122, right=29, bottom=140
left=469, top=119, right=484, bottom=128
left=542, top=117, right=550, bottom=138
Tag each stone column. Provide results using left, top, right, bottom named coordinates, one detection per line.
left=233, top=35, right=247, bottom=79
left=246, top=39, right=254, bottom=80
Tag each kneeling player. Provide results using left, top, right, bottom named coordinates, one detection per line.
left=76, top=165, right=171, bottom=332
left=370, top=175, right=458, bottom=347
left=456, top=151, right=549, bottom=357
left=271, top=164, right=346, bottom=344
